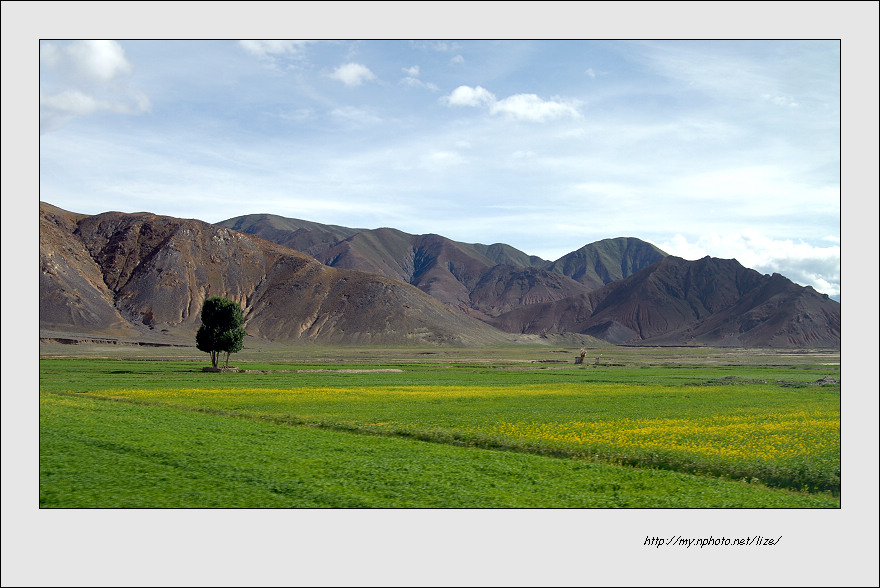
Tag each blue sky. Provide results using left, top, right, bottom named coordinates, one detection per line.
left=37, top=37, right=842, bottom=297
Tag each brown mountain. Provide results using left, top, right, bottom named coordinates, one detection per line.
left=489, top=256, right=841, bottom=347
left=321, top=230, right=497, bottom=305
left=215, top=214, right=839, bottom=348
left=217, top=215, right=666, bottom=317
left=39, top=203, right=512, bottom=346
left=321, top=231, right=611, bottom=317
left=470, top=242, right=547, bottom=268
left=544, top=237, right=669, bottom=289
left=218, top=214, right=362, bottom=258
left=467, top=265, right=595, bottom=319
left=42, top=204, right=840, bottom=348
left=40, top=203, right=141, bottom=338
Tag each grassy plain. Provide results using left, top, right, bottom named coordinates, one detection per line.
left=39, top=344, right=840, bottom=508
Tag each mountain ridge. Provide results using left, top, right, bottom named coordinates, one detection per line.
left=217, top=214, right=667, bottom=318
left=39, top=202, right=513, bottom=346
left=40, top=203, right=841, bottom=348
left=489, top=255, right=840, bottom=347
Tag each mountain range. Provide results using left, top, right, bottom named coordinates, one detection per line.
left=217, top=215, right=667, bottom=318
left=40, top=202, right=840, bottom=348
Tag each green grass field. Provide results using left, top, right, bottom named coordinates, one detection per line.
left=39, top=345, right=841, bottom=508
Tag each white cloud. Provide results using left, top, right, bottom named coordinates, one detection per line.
left=442, top=85, right=582, bottom=122
left=65, top=40, right=132, bottom=81
left=238, top=40, right=311, bottom=58
left=237, top=40, right=314, bottom=73
left=450, top=55, right=465, bottom=64
left=443, top=85, right=496, bottom=107
left=659, top=234, right=710, bottom=260
left=659, top=230, right=840, bottom=297
left=40, top=89, right=102, bottom=117
left=401, top=77, right=439, bottom=91
left=490, top=94, right=582, bottom=122
left=41, top=40, right=132, bottom=83
left=40, top=88, right=147, bottom=117
left=39, top=40, right=149, bottom=134
left=400, top=65, right=438, bottom=91
left=412, top=41, right=462, bottom=53
left=330, top=63, right=376, bottom=86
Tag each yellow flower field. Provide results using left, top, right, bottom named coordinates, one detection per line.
left=93, top=381, right=840, bottom=491
left=465, top=411, right=839, bottom=463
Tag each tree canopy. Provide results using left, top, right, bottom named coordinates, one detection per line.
left=196, top=296, right=246, bottom=368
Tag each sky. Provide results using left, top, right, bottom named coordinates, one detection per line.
left=36, top=37, right=843, bottom=298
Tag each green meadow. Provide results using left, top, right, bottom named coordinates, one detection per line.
left=39, top=345, right=841, bottom=508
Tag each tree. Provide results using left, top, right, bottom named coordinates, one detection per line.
left=196, top=296, right=246, bottom=368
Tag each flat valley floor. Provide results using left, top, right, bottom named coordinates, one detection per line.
left=38, top=343, right=841, bottom=508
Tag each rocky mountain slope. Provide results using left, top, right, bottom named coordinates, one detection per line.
left=544, top=237, right=670, bottom=290
left=218, top=213, right=362, bottom=258
left=217, top=214, right=666, bottom=318
left=40, top=203, right=139, bottom=338
left=39, top=203, right=512, bottom=346
left=489, top=255, right=841, bottom=347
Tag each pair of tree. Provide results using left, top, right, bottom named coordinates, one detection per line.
left=196, top=296, right=246, bottom=368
